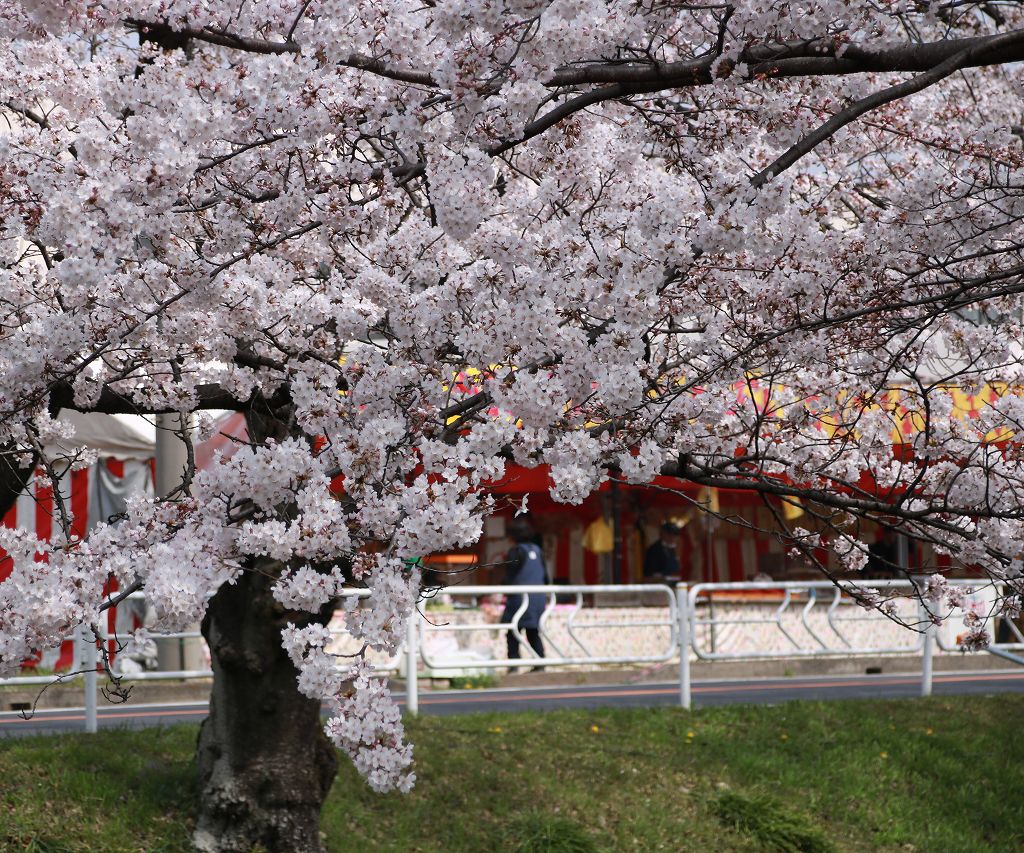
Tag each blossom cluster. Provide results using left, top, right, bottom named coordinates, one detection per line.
left=283, top=623, right=414, bottom=792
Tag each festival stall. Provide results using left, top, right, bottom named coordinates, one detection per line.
left=427, top=373, right=1011, bottom=589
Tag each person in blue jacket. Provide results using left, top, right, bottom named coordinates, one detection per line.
left=501, top=518, right=549, bottom=667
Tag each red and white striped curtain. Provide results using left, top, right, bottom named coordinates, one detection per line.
left=0, top=458, right=154, bottom=670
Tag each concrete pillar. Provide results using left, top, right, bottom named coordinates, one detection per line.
left=155, top=412, right=189, bottom=500
left=154, top=412, right=205, bottom=672
left=896, top=533, right=909, bottom=573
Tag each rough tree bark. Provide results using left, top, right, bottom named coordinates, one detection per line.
left=193, top=402, right=338, bottom=852
left=193, top=560, right=339, bottom=853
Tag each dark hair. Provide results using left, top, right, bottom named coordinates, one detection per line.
left=508, top=518, right=535, bottom=542
left=661, top=521, right=681, bottom=535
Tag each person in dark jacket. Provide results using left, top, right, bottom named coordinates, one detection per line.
left=866, top=533, right=897, bottom=578
left=644, top=521, right=681, bottom=578
left=501, top=518, right=549, bottom=667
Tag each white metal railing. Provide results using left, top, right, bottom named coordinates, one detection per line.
left=686, top=580, right=929, bottom=661
left=417, top=584, right=677, bottom=671
left=90, top=590, right=401, bottom=681
left=676, top=580, right=940, bottom=707
left=679, top=577, right=942, bottom=708
left=933, top=581, right=1024, bottom=652
left=0, top=626, right=102, bottom=730
left=677, top=578, right=1024, bottom=706
left=2, top=579, right=1018, bottom=729
left=0, top=588, right=397, bottom=730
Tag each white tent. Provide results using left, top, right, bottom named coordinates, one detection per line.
left=46, top=411, right=156, bottom=460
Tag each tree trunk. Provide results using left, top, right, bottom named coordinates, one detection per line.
left=0, top=447, right=38, bottom=520
left=193, top=562, right=338, bottom=853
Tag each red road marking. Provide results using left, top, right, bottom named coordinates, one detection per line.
left=2, top=672, right=1022, bottom=723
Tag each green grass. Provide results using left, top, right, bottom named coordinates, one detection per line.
left=2, top=696, right=1023, bottom=852
left=503, top=814, right=599, bottom=853
left=446, top=674, right=501, bottom=690
left=711, top=791, right=834, bottom=853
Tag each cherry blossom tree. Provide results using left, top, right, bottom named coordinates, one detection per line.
left=4, top=1, right=1024, bottom=850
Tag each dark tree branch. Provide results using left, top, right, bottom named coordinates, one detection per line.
left=548, top=29, right=1024, bottom=88
left=127, top=19, right=297, bottom=55
left=337, top=53, right=437, bottom=86
left=656, top=458, right=978, bottom=534
left=46, top=382, right=255, bottom=415
left=133, top=21, right=1024, bottom=96
left=99, top=579, right=144, bottom=613
left=750, top=29, right=1024, bottom=187
left=3, top=101, right=48, bottom=129
left=486, top=84, right=636, bottom=156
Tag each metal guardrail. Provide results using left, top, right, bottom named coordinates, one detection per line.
left=0, top=589, right=395, bottom=731
left=676, top=580, right=940, bottom=707
left=932, top=582, right=1024, bottom=653
left=418, top=584, right=677, bottom=671
left=1, top=579, right=1017, bottom=729
left=686, top=580, right=928, bottom=660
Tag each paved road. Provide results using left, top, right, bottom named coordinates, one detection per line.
left=2, top=669, right=1023, bottom=737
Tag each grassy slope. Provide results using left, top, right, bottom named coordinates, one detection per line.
left=2, top=696, right=1023, bottom=852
